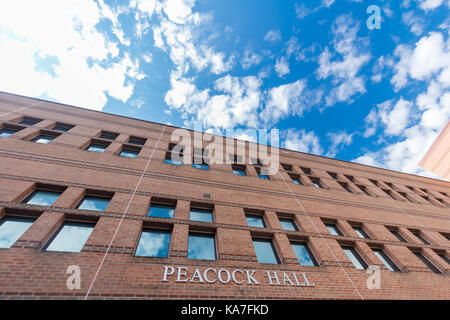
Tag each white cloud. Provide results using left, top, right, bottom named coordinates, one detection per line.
left=402, top=11, right=425, bottom=35
left=242, top=48, right=263, bottom=69
left=282, top=129, right=323, bottom=155
left=275, top=57, right=290, bottom=77
left=261, top=79, right=307, bottom=123
left=418, top=0, right=445, bottom=10
left=0, top=0, right=144, bottom=110
left=326, top=131, right=353, bottom=157
left=264, top=30, right=281, bottom=42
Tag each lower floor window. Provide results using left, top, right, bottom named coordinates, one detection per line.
left=0, top=217, right=34, bottom=248
left=44, top=222, right=94, bottom=252
left=135, top=229, right=171, bottom=258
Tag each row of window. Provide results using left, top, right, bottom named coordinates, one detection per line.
left=2, top=119, right=448, bottom=206
left=17, top=187, right=450, bottom=247
left=1, top=213, right=447, bottom=274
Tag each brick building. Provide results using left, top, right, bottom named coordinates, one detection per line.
left=0, top=91, right=449, bottom=300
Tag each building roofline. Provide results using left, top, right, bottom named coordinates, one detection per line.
left=0, top=90, right=448, bottom=185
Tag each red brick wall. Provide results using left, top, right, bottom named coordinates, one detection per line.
left=0, top=92, right=449, bottom=299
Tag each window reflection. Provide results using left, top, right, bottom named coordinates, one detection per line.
left=253, top=239, right=279, bottom=264
left=291, top=242, right=317, bottom=266
left=148, top=204, right=175, bottom=219
left=23, top=190, right=61, bottom=206
left=190, top=209, right=213, bottom=222
left=77, top=196, right=110, bottom=211
left=188, top=233, right=216, bottom=260
left=45, top=222, right=94, bottom=252
left=135, top=230, right=171, bottom=258
left=0, top=217, right=34, bottom=248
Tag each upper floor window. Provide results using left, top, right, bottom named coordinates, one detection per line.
left=412, top=250, right=442, bottom=274
left=76, top=193, right=112, bottom=211
left=372, top=248, right=400, bottom=272
left=188, top=233, right=216, bottom=260
left=356, top=185, right=371, bottom=196
left=252, top=238, right=280, bottom=264
left=31, top=132, right=59, bottom=144
left=22, top=187, right=64, bottom=206
left=328, top=172, right=338, bottom=180
left=232, top=164, right=247, bottom=176
left=18, top=116, right=41, bottom=126
left=342, top=245, right=368, bottom=270
left=339, top=182, right=353, bottom=193
left=190, top=207, right=213, bottom=223
left=410, top=230, right=430, bottom=245
left=148, top=200, right=176, bottom=219
left=0, top=217, right=35, bottom=248
left=279, top=218, right=298, bottom=231
left=44, top=221, right=94, bottom=252
left=435, top=251, right=450, bottom=265
left=389, top=229, right=407, bottom=242
left=119, top=146, right=141, bottom=158
left=0, top=124, right=24, bottom=137
left=99, top=131, right=119, bottom=140
left=325, top=223, right=343, bottom=236
left=164, top=151, right=182, bottom=166
left=128, top=136, right=147, bottom=146
left=52, top=122, right=74, bottom=132
left=289, top=174, right=303, bottom=185
left=255, top=167, right=270, bottom=180
left=281, top=163, right=293, bottom=172
left=135, top=229, right=171, bottom=258
left=345, top=175, right=355, bottom=182
left=86, top=140, right=110, bottom=153
left=353, top=226, right=371, bottom=239
left=382, top=189, right=397, bottom=200
left=245, top=213, right=266, bottom=228
left=310, top=178, right=323, bottom=189
left=291, top=242, right=318, bottom=266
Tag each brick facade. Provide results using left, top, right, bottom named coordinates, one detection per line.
left=0, top=92, right=449, bottom=299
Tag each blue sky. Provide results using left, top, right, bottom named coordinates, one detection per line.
left=0, top=0, right=449, bottom=178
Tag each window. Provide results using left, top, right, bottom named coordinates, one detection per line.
left=190, top=207, right=213, bottom=223
left=77, top=194, right=111, bottom=211
left=255, top=167, right=269, bottom=180
left=339, top=182, right=353, bottom=193
left=289, top=174, right=303, bottom=185
left=119, top=146, right=140, bottom=158
left=229, top=154, right=243, bottom=164
left=328, top=172, right=338, bottom=180
left=192, top=161, right=209, bottom=170
left=412, top=251, right=442, bottom=274
left=385, top=182, right=393, bottom=189
left=251, top=158, right=263, bottom=166
left=291, top=242, right=318, bottom=266
left=281, top=163, right=293, bottom=172
left=52, top=123, right=74, bottom=132
left=148, top=201, right=175, bottom=219
left=390, top=229, right=407, bottom=242
left=164, top=151, right=182, bottom=166
left=345, top=175, right=355, bottom=182
left=44, top=222, right=94, bottom=252
left=342, top=245, right=368, bottom=270
left=86, top=141, right=109, bottom=152
left=99, top=131, right=119, bottom=140
left=372, top=248, right=400, bottom=272
left=356, top=185, right=371, bottom=196
left=232, top=164, right=247, bottom=176
left=411, top=231, right=430, bottom=245
left=369, top=179, right=379, bottom=187
left=128, top=136, right=147, bottom=146
left=188, top=233, right=216, bottom=260
left=245, top=214, right=266, bottom=228
left=252, top=238, right=280, bottom=264
left=18, top=117, right=41, bottom=126
left=325, top=223, right=343, bottom=236
left=382, top=189, right=397, bottom=200
left=421, top=195, right=433, bottom=204
left=0, top=217, right=34, bottom=248
left=279, top=218, right=298, bottom=231
left=310, top=178, right=323, bottom=189
left=135, top=229, right=171, bottom=258
left=22, top=188, right=63, bottom=206
left=353, top=226, right=370, bottom=239
left=0, top=125, right=24, bottom=137
left=300, top=167, right=311, bottom=175
left=193, top=151, right=209, bottom=170
left=398, top=192, right=412, bottom=202
left=31, top=133, right=58, bottom=144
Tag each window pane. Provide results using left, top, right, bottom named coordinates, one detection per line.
left=77, top=196, right=110, bottom=211
left=53, top=126, right=70, bottom=132
left=373, top=249, right=399, bottom=272
left=391, top=230, right=407, bottom=242
left=0, top=218, right=34, bottom=248
left=413, top=251, right=441, bottom=274
left=190, top=209, right=213, bottom=222
left=246, top=214, right=265, bottom=228
left=24, top=190, right=61, bottom=206
left=413, top=232, right=430, bottom=245
left=148, top=204, right=175, bottom=219
left=280, top=219, right=297, bottom=231
left=0, top=129, right=15, bottom=137
left=258, top=173, right=270, bottom=180
left=253, top=239, right=279, bottom=264
left=119, top=149, right=139, bottom=158
left=32, top=135, right=54, bottom=144
left=135, top=230, right=171, bottom=258
left=45, top=222, right=94, bottom=252
left=343, top=246, right=367, bottom=270
left=164, top=158, right=182, bottom=166
left=325, top=223, right=342, bottom=236
left=192, top=163, right=209, bottom=170
left=87, top=144, right=107, bottom=152
left=292, top=243, right=317, bottom=266
left=188, top=234, right=216, bottom=260
left=353, top=227, right=370, bottom=239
